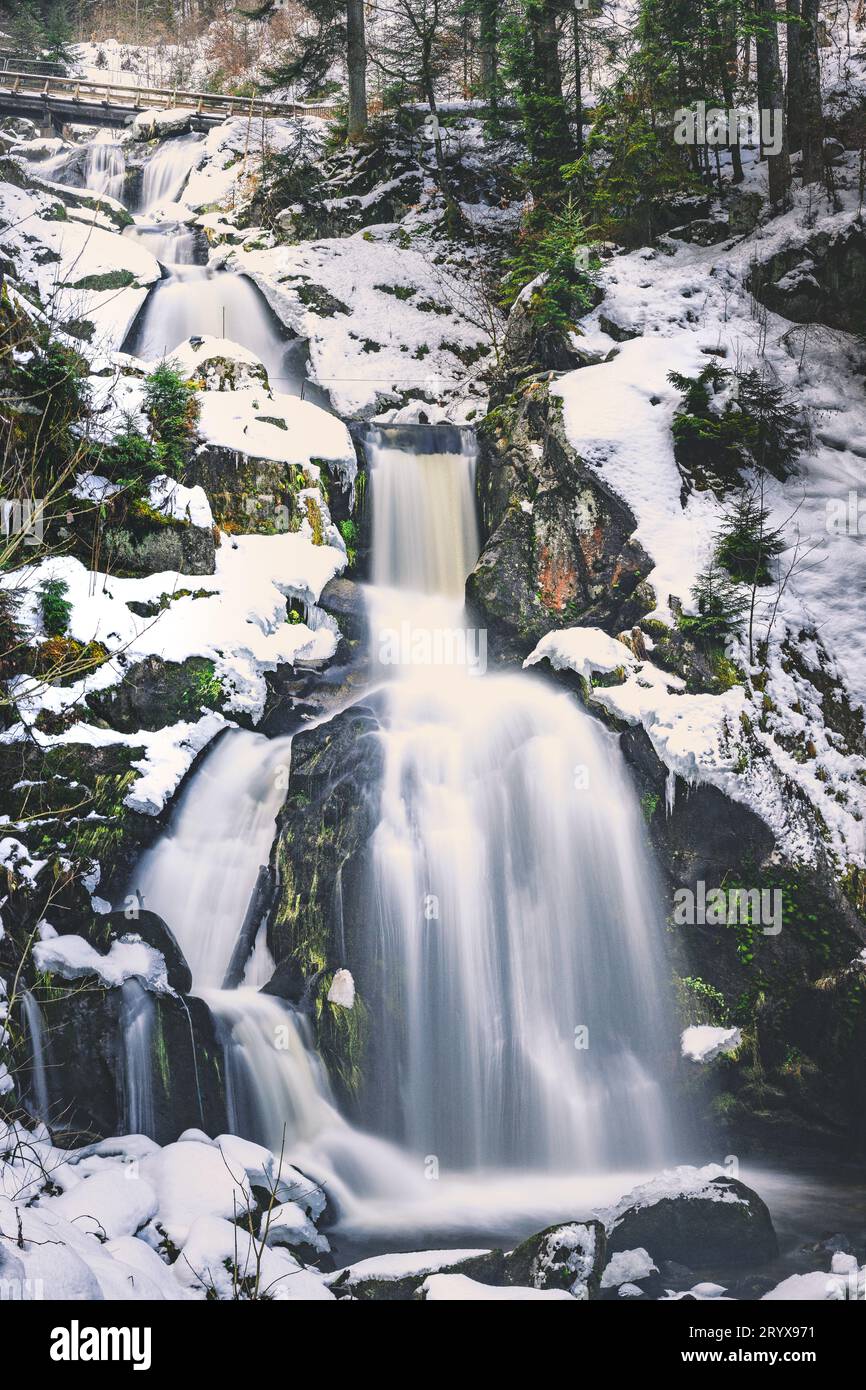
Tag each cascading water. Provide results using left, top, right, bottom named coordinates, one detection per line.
left=129, top=730, right=344, bottom=1155
left=119, top=980, right=156, bottom=1138
left=21, top=990, right=51, bottom=1124
left=84, top=130, right=126, bottom=201
left=124, top=264, right=308, bottom=391
left=361, top=426, right=679, bottom=1171
left=137, top=133, right=203, bottom=212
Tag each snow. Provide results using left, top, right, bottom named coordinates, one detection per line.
left=681, top=1025, right=742, bottom=1063
left=32, top=933, right=171, bottom=994
left=597, top=1164, right=744, bottom=1233
left=418, top=1274, right=575, bottom=1301
left=174, top=1215, right=334, bottom=1300
left=761, top=1269, right=856, bottom=1301
left=147, top=475, right=214, bottom=530
left=601, top=1247, right=657, bottom=1289
left=327, top=969, right=355, bottom=1009
left=0, top=180, right=160, bottom=353
left=328, top=1248, right=492, bottom=1288
left=525, top=626, right=637, bottom=683
left=196, top=384, right=356, bottom=478
left=138, top=1140, right=251, bottom=1246
left=43, top=1170, right=159, bottom=1241
left=228, top=232, right=490, bottom=418
left=264, top=1201, right=330, bottom=1255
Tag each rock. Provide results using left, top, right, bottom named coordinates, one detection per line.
left=468, top=386, right=652, bottom=654
left=329, top=1248, right=506, bottom=1301
left=102, top=520, right=216, bottom=577
left=39, top=986, right=226, bottom=1145
left=605, top=1173, right=779, bottom=1269
left=748, top=218, right=866, bottom=334
left=504, top=1219, right=607, bottom=1298
left=319, top=576, right=369, bottom=642
left=100, top=909, right=193, bottom=995
left=727, top=190, right=764, bottom=236
left=132, top=107, right=193, bottom=141
left=85, top=656, right=225, bottom=735
left=599, top=312, right=641, bottom=342
left=269, top=697, right=385, bottom=1105
left=667, top=218, right=731, bottom=247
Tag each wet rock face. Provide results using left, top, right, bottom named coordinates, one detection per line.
left=269, top=697, right=385, bottom=1106
left=748, top=220, right=866, bottom=333
left=33, top=987, right=225, bottom=1147
left=607, top=1176, right=779, bottom=1268
left=468, top=386, right=652, bottom=657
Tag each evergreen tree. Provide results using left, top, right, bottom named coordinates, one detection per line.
left=681, top=558, right=748, bottom=641
left=263, top=0, right=368, bottom=142
left=714, top=487, right=785, bottom=585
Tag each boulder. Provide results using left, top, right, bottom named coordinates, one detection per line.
left=748, top=219, right=866, bottom=334
left=605, top=1172, right=778, bottom=1269
left=101, top=909, right=193, bottom=995
left=504, top=1219, right=607, bottom=1298
left=329, top=1248, right=506, bottom=1301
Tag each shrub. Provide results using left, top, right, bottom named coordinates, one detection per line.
left=39, top=578, right=72, bottom=637
left=141, top=361, right=199, bottom=475
left=679, top=560, right=747, bottom=644
left=669, top=364, right=808, bottom=489
left=502, top=200, right=597, bottom=330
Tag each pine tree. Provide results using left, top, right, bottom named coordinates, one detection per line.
left=263, top=0, right=368, bottom=142
left=682, top=559, right=748, bottom=642
left=714, top=487, right=785, bottom=585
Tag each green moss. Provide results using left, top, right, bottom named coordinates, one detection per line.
left=66, top=269, right=137, bottom=292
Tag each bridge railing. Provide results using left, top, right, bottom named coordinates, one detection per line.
left=0, top=69, right=341, bottom=121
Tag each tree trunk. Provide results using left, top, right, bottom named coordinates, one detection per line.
left=346, top=0, right=368, bottom=143
left=527, top=0, right=573, bottom=186
left=786, top=0, right=803, bottom=153
left=572, top=7, right=583, bottom=156
left=799, top=0, right=824, bottom=182
left=479, top=0, right=498, bottom=113
left=755, top=0, right=791, bottom=206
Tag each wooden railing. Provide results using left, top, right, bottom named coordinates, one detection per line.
left=0, top=69, right=340, bottom=121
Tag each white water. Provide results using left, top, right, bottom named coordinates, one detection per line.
left=134, top=730, right=293, bottom=991
left=84, top=130, right=126, bottom=201
left=137, top=133, right=203, bottom=212
left=125, top=264, right=307, bottom=391
left=21, top=991, right=51, bottom=1124
left=363, top=429, right=678, bottom=1171
left=119, top=980, right=156, bottom=1137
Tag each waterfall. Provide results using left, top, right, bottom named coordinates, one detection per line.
left=361, top=426, right=679, bottom=1170
left=133, top=730, right=293, bottom=992
left=119, top=980, right=156, bottom=1138
left=21, top=991, right=50, bottom=1124
left=84, top=130, right=126, bottom=201
left=123, top=266, right=308, bottom=392
left=124, top=220, right=198, bottom=267
left=138, top=133, right=203, bottom=212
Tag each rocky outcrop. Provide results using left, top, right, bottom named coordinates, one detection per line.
left=505, top=1220, right=607, bottom=1298
left=748, top=219, right=866, bottom=334
left=330, top=1249, right=506, bottom=1301
left=30, top=986, right=225, bottom=1147
left=467, top=382, right=653, bottom=657
left=606, top=1175, right=778, bottom=1269
left=85, top=655, right=225, bottom=735
left=102, top=516, right=215, bottom=577
left=268, top=697, right=385, bottom=1104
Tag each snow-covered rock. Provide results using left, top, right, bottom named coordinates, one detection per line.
left=681, top=1025, right=742, bottom=1063
left=417, top=1274, right=576, bottom=1301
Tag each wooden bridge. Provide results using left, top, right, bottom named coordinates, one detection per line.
left=0, top=68, right=340, bottom=134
